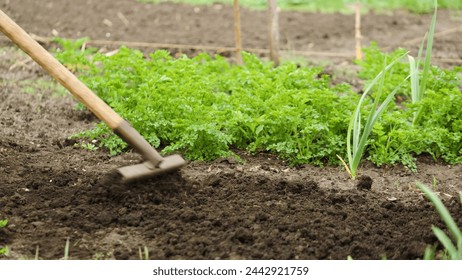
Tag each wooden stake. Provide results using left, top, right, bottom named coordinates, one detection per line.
left=25, top=35, right=462, bottom=64
left=233, top=0, right=243, bottom=65
left=355, top=0, right=363, bottom=60
left=29, top=34, right=356, bottom=58
left=268, top=0, right=280, bottom=66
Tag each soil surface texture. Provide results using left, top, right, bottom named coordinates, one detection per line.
left=1, top=0, right=462, bottom=260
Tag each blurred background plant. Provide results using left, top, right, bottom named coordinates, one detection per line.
left=417, top=183, right=462, bottom=260
left=138, top=0, right=462, bottom=13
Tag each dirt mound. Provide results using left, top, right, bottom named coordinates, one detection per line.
left=1, top=0, right=462, bottom=259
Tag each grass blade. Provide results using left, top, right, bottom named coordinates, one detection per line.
left=417, top=183, right=462, bottom=243
left=63, top=238, right=70, bottom=260
left=423, top=245, right=436, bottom=260
left=409, top=31, right=427, bottom=104
left=144, top=246, right=150, bottom=260
left=139, top=246, right=150, bottom=260
left=420, top=2, right=437, bottom=99
left=413, top=1, right=437, bottom=125
left=432, top=226, right=459, bottom=259
left=408, top=55, right=419, bottom=103
left=35, top=245, right=40, bottom=260
left=416, top=32, right=427, bottom=71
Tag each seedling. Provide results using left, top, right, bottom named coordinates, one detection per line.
left=63, top=238, right=70, bottom=260
left=432, top=176, right=438, bottom=190
left=417, top=182, right=462, bottom=260
left=139, top=246, right=150, bottom=260
left=78, top=142, right=98, bottom=151
left=343, top=52, right=408, bottom=179
left=35, top=245, right=40, bottom=260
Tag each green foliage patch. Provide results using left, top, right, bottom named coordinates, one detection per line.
left=71, top=47, right=358, bottom=164
left=356, top=43, right=462, bottom=170
left=55, top=38, right=462, bottom=170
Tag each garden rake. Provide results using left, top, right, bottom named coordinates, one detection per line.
left=0, top=10, right=186, bottom=183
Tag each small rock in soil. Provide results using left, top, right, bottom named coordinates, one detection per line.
left=356, top=175, right=373, bottom=191
left=204, top=174, right=221, bottom=187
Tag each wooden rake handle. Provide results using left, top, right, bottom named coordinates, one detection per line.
left=0, top=9, right=123, bottom=130
left=0, top=9, right=166, bottom=166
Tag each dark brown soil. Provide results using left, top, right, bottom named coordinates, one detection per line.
left=1, top=0, right=462, bottom=260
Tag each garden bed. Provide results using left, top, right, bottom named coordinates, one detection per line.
left=1, top=0, right=461, bottom=259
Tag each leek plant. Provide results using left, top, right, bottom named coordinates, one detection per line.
left=343, top=0, right=438, bottom=179
left=408, top=1, right=437, bottom=125
left=417, top=182, right=462, bottom=260
left=342, top=52, right=408, bottom=179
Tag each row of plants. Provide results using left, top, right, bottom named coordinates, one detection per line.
left=54, top=41, right=461, bottom=175
left=138, top=0, right=462, bottom=13
left=59, top=40, right=359, bottom=164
